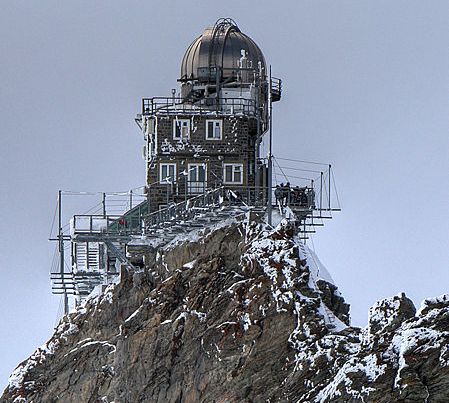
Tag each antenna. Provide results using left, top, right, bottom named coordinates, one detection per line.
left=58, top=190, right=69, bottom=315
left=267, top=66, right=273, bottom=226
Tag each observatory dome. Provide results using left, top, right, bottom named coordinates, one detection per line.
left=180, top=18, right=266, bottom=82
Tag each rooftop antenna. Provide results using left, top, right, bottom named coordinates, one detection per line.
left=267, top=66, right=273, bottom=226
left=58, top=190, right=69, bottom=315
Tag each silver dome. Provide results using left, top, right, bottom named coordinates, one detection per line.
left=180, top=18, right=266, bottom=82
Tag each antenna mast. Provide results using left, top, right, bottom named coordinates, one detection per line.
left=267, top=66, right=273, bottom=226
left=58, top=190, right=69, bottom=315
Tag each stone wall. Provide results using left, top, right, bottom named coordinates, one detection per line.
left=146, top=114, right=259, bottom=212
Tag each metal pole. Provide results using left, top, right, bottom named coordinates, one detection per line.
left=129, top=189, right=133, bottom=210
left=102, top=193, right=106, bottom=218
left=267, top=66, right=273, bottom=226
left=328, top=164, right=332, bottom=210
left=216, top=67, right=220, bottom=113
left=320, top=172, right=323, bottom=211
left=311, top=179, right=314, bottom=209
left=254, top=72, right=261, bottom=202
left=58, top=191, right=69, bottom=315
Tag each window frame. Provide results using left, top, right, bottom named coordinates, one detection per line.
left=173, top=118, right=190, bottom=140
left=205, top=119, right=223, bottom=140
left=223, top=163, right=244, bottom=185
left=187, top=163, right=207, bottom=194
left=159, top=163, right=177, bottom=184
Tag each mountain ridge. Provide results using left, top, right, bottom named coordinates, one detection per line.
left=2, top=218, right=448, bottom=402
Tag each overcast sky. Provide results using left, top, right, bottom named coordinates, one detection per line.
left=1, top=0, right=448, bottom=390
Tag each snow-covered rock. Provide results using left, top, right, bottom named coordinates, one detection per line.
left=2, top=218, right=449, bottom=402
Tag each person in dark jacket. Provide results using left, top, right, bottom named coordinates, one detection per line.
left=283, top=182, right=291, bottom=206
left=274, top=185, right=282, bottom=206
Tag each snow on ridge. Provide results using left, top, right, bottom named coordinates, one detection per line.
left=7, top=321, right=80, bottom=392
left=163, top=216, right=239, bottom=249
left=417, top=294, right=449, bottom=316
left=296, top=238, right=335, bottom=286
left=368, top=293, right=404, bottom=333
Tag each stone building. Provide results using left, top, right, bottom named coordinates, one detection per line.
left=136, top=18, right=281, bottom=213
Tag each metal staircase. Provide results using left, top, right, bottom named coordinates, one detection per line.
left=51, top=184, right=336, bottom=309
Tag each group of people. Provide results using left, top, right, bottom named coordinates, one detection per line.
left=274, top=182, right=315, bottom=208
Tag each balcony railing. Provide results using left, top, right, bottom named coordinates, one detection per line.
left=69, top=184, right=326, bottom=238
left=142, top=97, right=258, bottom=117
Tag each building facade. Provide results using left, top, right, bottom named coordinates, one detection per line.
left=137, top=18, right=281, bottom=213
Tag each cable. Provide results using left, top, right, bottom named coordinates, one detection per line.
left=49, top=198, right=58, bottom=239
left=275, top=173, right=318, bottom=182
left=275, top=156, right=329, bottom=167
left=278, top=165, right=322, bottom=174
left=273, top=157, right=289, bottom=182
left=54, top=296, right=63, bottom=328
left=331, top=168, right=342, bottom=209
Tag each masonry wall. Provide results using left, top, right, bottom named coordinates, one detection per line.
left=146, top=114, right=259, bottom=212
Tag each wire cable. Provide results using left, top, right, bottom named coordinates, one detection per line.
left=49, top=198, right=58, bottom=239
left=275, top=156, right=329, bottom=166
left=331, top=168, right=342, bottom=209
left=273, top=157, right=289, bottom=182
left=278, top=165, right=322, bottom=174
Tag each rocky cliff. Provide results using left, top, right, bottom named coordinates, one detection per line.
left=2, top=218, right=449, bottom=402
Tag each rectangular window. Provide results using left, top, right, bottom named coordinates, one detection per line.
left=223, top=163, right=243, bottom=184
left=206, top=119, right=222, bottom=140
left=160, top=163, right=177, bottom=183
left=187, top=163, right=207, bottom=194
left=173, top=119, right=190, bottom=140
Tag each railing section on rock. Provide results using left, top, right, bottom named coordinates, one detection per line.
left=52, top=184, right=338, bottom=308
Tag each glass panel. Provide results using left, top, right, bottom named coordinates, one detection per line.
left=181, top=122, right=189, bottom=138
left=174, top=122, right=181, bottom=138
left=225, top=165, right=233, bottom=182
left=234, top=167, right=242, bottom=183
left=214, top=122, right=221, bottom=139
left=168, top=165, right=175, bottom=180
left=189, top=166, right=197, bottom=181
left=207, top=121, right=214, bottom=138
left=198, top=166, right=205, bottom=181
left=161, top=165, right=168, bottom=181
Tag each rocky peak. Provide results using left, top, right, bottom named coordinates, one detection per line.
left=368, top=293, right=416, bottom=335
left=2, top=217, right=449, bottom=402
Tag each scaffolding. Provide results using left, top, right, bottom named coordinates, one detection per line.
left=49, top=167, right=340, bottom=315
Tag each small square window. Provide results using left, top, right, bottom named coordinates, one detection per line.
left=173, top=119, right=190, bottom=140
left=223, top=164, right=243, bottom=184
left=160, top=163, right=177, bottom=183
left=206, top=119, right=222, bottom=140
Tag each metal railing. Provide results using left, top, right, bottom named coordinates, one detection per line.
left=145, top=185, right=268, bottom=229
left=70, top=185, right=320, bottom=237
left=271, top=77, right=282, bottom=101
left=145, top=186, right=227, bottom=229
left=142, top=97, right=258, bottom=117
left=274, top=185, right=315, bottom=209
left=144, top=185, right=316, bottom=230
left=71, top=214, right=142, bottom=236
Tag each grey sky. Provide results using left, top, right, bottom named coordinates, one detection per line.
left=1, top=0, right=448, bottom=389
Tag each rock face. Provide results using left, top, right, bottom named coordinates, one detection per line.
left=2, top=219, right=449, bottom=402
